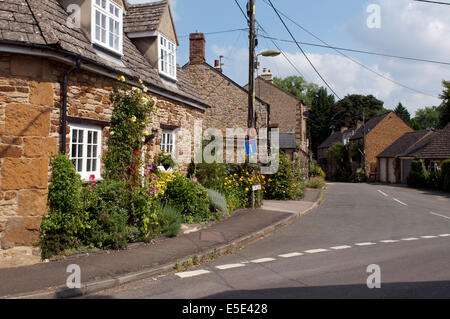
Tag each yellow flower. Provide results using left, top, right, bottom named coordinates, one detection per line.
left=235, top=183, right=239, bottom=186
left=138, top=79, right=143, bottom=84
left=117, top=75, right=126, bottom=82
left=131, top=116, right=137, bottom=123
left=142, top=96, right=149, bottom=104
left=145, top=130, right=150, bottom=136
left=245, top=188, right=249, bottom=191
left=110, top=131, right=115, bottom=136
left=224, top=182, right=227, bottom=185
left=246, top=172, right=249, bottom=175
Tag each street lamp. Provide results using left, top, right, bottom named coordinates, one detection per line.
left=249, top=49, right=281, bottom=130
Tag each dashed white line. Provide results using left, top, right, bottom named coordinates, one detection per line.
left=378, top=190, right=389, bottom=197
left=330, top=245, right=352, bottom=250
left=420, top=235, right=438, bottom=239
left=304, top=249, right=329, bottom=254
left=355, top=242, right=376, bottom=246
left=439, top=234, right=450, bottom=237
left=216, top=263, right=246, bottom=270
left=402, top=237, right=419, bottom=241
left=430, top=212, right=450, bottom=220
left=380, top=239, right=399, bottom=243
left=393, top=198, right=408, bottom=206
left=176, top=269, right=211, bottom=278
left=278, top=252, right=304, bottom=258
left=250, top=258, right=276, bottom=263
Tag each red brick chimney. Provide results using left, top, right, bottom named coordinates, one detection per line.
left=189, top=32, right=205, bottom=65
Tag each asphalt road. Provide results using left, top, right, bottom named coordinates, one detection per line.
left=87, top=183, right=450, bottom=299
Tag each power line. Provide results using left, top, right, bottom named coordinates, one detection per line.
left=178, top=28, right=248, bottom=38
left=261, top=0, right=439, bottom=98
left=233, top=0, right=249, bottom=22
left=266, top=0, right=341, bottom=99
left=413, top=0, right=450, bottom=5
left=258, top=35, right=450, bottom=66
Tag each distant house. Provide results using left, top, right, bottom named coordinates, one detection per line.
left=349, top=112, right=412, bottom=180
left=317, top=127, right=354, bottom=178
left=376, top=130, right=432, bottom=184
left=244, top=69, right=309, bottom=165
left=397, top=125, right=450, bottom=183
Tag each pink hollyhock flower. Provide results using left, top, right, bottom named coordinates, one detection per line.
left=152, top=177, right=158, bottom=183
left=155, top=187, right=160, bottom=193
left=92, top=182, right=97, bottom=187
left=119, top=234, right=122, bottom=239
left=149, top=188, right=154, bottom=195
left=101, top=213, right=105, bottom=216
left=193, top=177, right=198, bottom=183
left=77, top=239, right=81, bottom=243
left=147, top=164, right=153, bottom=171
left=194, top=161, right=199, bottom=165
left=89, top=174, right=95, bottom=181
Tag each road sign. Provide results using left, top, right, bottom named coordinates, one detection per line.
left=245, top=139, right=257, bottom=155
left=252, top=184, right=261, bottom=191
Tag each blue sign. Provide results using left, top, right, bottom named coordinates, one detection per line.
left=245, top=139, right=257, bottom=155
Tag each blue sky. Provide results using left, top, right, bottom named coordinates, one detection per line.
left=129, top=0, right=450, bottom=116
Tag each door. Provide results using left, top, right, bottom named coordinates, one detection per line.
left=388, top=158, right=396, bottom=183
left=380, top=158, right=387, bottom=182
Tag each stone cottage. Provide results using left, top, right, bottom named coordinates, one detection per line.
left=0, top=0, right=210, bottom=261
left=182, top=32, right=270, bottom=162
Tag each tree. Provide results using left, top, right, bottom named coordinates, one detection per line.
left=307, top=87, right=335, bottom=158
left=438, top=80, right=450, bottom=129
left=393, top=102, right=411, bottom=124
left=273, top=76, right=319, bottom=107
left=413, top=105, right=442, bottom=130
left=332, top=94, right=386, bottom=129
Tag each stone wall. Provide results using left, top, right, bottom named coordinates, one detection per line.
left=0, top=52, right=205, bottom=260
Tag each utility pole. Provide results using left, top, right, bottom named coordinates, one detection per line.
left=247, top=0, right=256, bottom=130
left=362, top=110, right=367, bottom=177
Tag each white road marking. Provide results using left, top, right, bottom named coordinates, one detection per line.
left=176, top=269, right=211, bottom=278
left=380, top=239, right=399, bottom=243
left=304, top=249, right=329, bottom=254
left=355, top=242, right=376, bottom=246
left=378, top=190, right=389, bottom=197
left=402, top=237, right=419, bottom=241
left=393, top=198, right=408, bottom=206
left=421, top=235, right=438, bottom=239
left=278, top=252, right=304, bottom=258
left=250, top=258, right=276, bottom=263
left=216, top=263, right=246, bottom=270
left=430, top=212, right=450, bottom=220
left=439, top=234, right=450, bottom=237
left=330, top=245, right=352, bottom=250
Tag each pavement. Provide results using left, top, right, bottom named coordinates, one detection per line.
left=0, top=188, right=323, bottom=299
left=88, top=182, right=450, bottom=299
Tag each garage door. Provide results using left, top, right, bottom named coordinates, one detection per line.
left=380, top=158, right=387, bottom=182
left=388, top=158, right=396, bottom=183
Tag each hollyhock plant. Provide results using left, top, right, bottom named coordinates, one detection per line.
left=89, top=174, right=95, bottom=181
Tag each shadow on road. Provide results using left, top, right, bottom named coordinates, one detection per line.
left=203, top=280, right=450, bottom=299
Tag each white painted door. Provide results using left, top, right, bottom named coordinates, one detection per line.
left=380, top=158, right=387, bottom=182
left=388, top=158, right=396, bottom=184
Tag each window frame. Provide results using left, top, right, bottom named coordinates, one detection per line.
left=91, top=0, right=123, bottom=56
left=160, top=129, right=176, bottom=155
left=158, top=33, right=177, bottom=80
left=69, top=123, right=103, bottom=181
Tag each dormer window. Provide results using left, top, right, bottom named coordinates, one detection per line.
left=92, top=0, right=123, bottom=55
left=158, top=34, right=177, bottom=80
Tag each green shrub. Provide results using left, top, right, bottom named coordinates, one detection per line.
left=39, top=154, right=86, bottom=259
left=407, top=159, right=428, bottom=188
left=223, top=164, right=265, bottom=208
left=195, top=161, right=226, bottom=191
left=264, top=151, right=296, bottom=200
left=160, top=173, right=212, bottom=223
left=207, top=189, right=228, bottom=215
left=441, top=159, right=450, bottom=191
left=426, top=171, right=442, bottom=189
left=159, top=204, right=182, bottom=238
left=310, top=165, right=325, bottom=178
left=307, top=177, right=326, bottom=189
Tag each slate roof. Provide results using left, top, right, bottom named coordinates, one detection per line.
left=279, top=132, right=296, bottom=149
left=377, top=130, right=432, bottom=158
left=400, top=128, right=450, bottom=159
left=318, top=131, right=343, bottom=149
left=124, top=1, right=167, bottom=34
left=0, top=0, right=207, bottom=108
left=350, top=112, right=391, bottom=140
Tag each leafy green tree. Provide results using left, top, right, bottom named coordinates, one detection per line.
left=273, top=75, right=319, bottom=107
left=438, top=80, right=450, bottom=129
left=307, top=87, right=335, bottom=158
left=414, top=105, right=442, bottom=130
left=393, top=102, right=411, bottom=124
left=332, top=94, right=386, bottom=129
left=409, top=118, right=421, bottom=131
